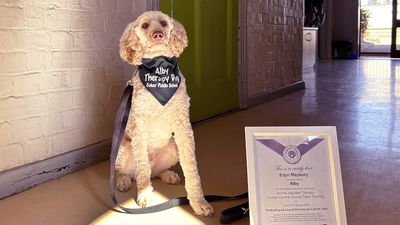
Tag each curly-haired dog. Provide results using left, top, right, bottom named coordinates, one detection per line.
left=115, top=11, right=213, bottom=216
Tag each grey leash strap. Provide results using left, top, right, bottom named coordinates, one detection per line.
left=109, top=83, right=249, bottom=223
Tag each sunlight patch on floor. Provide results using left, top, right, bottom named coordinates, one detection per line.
left=90, top=191, right=205, bottom=225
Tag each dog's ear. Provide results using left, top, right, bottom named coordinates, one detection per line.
left=119, top=21, right=143, bottom=65
left=169, top=19, right=188, bottom=57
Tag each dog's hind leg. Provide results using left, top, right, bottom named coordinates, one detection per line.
left=158, top=170, right=180, bottom=184
left=150, top=138, right=180, bottom=184
left=115, top=171, right=132, bottom=192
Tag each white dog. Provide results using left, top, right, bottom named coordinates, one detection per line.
left=115, top=11, right=213, bottom=216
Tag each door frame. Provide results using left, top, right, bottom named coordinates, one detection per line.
left=238, top=0, right=248, bottom=109
left=151, top=0, right=248, bottom=109
left=392, top=0, right=400, bottom=57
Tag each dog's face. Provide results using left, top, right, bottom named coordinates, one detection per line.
left=134, top=12, right=173, bottom=48
left=119, top=11, right=188, bottom=65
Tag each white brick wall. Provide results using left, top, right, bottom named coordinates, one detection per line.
left=0, top=0, right=149, bottom=171
left=247, top=0, right=303, bottom=98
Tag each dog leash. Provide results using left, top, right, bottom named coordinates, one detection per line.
left=109, top=82, right=249, bottom=224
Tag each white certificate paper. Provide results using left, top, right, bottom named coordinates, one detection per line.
left=245, top=127, right=347, bottom=225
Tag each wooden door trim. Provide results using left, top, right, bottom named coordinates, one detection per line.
left=238, top=0, right=248, bottom=109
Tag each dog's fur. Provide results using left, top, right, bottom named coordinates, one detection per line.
left=116, top=11, right=213, bottom=216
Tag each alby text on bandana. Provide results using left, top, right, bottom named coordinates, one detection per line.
left=138, top=56, right=181, bottom=106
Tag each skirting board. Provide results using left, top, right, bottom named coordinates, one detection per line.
left=246, top=81, right=305, bottom=108
left=0, top=140, right=111, bottom=200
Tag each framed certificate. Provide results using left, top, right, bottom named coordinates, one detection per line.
left=245, top=127, right=347, bottom=225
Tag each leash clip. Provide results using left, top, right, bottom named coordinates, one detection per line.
left=241, top=207, right=249, bottom=215
left=126, top=80, right=133, bottom=86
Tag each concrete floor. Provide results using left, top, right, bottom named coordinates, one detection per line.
left=0, top=59, right=399, bottom=225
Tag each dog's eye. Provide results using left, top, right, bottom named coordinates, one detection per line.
left=160, top=20, right=167, bottom=27
left=141, top=23, right=149, bottom=29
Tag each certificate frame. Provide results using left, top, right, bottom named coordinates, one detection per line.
left=245, top=126, right=347, bottom=225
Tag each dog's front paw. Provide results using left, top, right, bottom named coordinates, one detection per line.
left=137, top=186, right=153, bottom=207
left=116, top=175, right=131, bottom=192
left=190, top=198, right=214, bottom=216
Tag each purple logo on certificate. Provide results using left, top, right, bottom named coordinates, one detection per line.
left=257, top=137, right=325, bottom=164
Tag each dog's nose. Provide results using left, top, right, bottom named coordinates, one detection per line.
left=152, top=31, right=164, bottom=40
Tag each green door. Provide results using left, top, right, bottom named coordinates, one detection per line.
left=160, top=0, right=238, bottom=122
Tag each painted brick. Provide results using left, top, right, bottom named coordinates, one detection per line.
left=49, top=133, right=64, bottom=154
left=50, top=51, right=69, bottom=69
left=30, top=0, right=69, bottom=9
left=69, top=11, right=92, bottom=30
left=14, top=30, right=50, bottom=50
left=51, top=51, right=96, bottom=69
left=104, top=100, right=119, bottom=124
left=60, top=109, right=76, bottom=129
left=95, top=30, right=113, bottom=47
left=105, top=66, right=124, bottom=84
left=23, top=136, right=49, bottom=162
left=62, top=128, right=92, bottom=153
left=42, top=112, right=63, bottom=135
left=0, top=78, right=12, bottom=97
left=133, top=0, right=147, bottom=13
left=0, top=30, right=15, bottom=52
left=106, top=14, right=125, bottom=33
left=103, top=30, right=120, bottom=48
left=72, top=31, right=95, bottom=49
left=123, top=64, right=135, bottom=80
left=49, top=91, right=73, bottom=111
left=39, top=71, right=72, bottom=92
left=72, top=88, right=95, bottom=107
left=0, top=52, right=27, bottom=74
left=94, top=116, right=113, bottom=140
left=90, top=12, right=106, bottom=31
left=44, top=9, right=69, bottom=30
left=70, top=0, right=100, bottom=10
left=0, top=6, right=24, bottom=27
left=101, top=0, right=117, bottom=12
left=67, top=108, right=88, bottom=129
left=0, top=0, right=25, bottom=8
left=0, top=98, right=26, bottom=121
left=247, top=0, right=303, bottom=98
left=28, top=51, right=48, bottom=71
left=118, top=0, right=133, bottom=16
left=0, top=143, right=24, bottom=171
left=89, top=67, right=106, bottom=81
left=95, top=85, right=109, bottom=103
left=71, top=70, right=95, bottom=87
left=95, top=50, right=120, bottom=66
left=24, top=5, right=45, bottom=28
left=12, top=73, right=40, bottom=96
left=86, top=102, right=105, bottom=119
left=0, top=122, right=15, bottom=146
left=69, top=11, right=104, bottom=31
left=109, top=84, right=124, bottom=101
left=71, top=51, right=97, bottom=68
left=51, top=31, right=74, bottom=50
left=0, top=0, right=147, bottom=171
left=24, top=94, right=49, bottom=114
left=12, top=117, right=42, bottom=140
